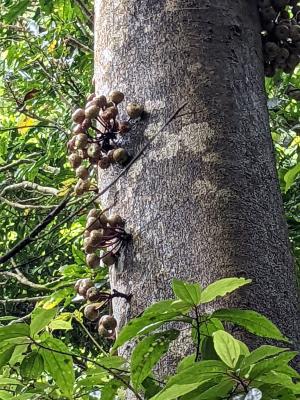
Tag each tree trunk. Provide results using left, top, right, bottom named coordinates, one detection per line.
left=94, top=0, right=300, bottom=370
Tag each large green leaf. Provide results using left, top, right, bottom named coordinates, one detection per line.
left=284, top=162, right=300, bottom=192
left=249, top=351, right=298, bottom=379
left=131, top=330, right=179, bottom=390
left=172, top=279, right=201, bottom=306
left=39, top=337, right=74, bottom=398
left=0, top=324, right=29, bottom=341
left=30, top=307, right=57, bottom=337
left=0, top=346, right=14, bottom=370
left=4, top=0, right=30, bottom=23
left=20, top=352, right=44, bottom=379
left=240, top=345, right=288, bottom=372
left=150, top=383, right=203, bottom=400
left=212, top=309, right=289, bottom=342
left=151, top=360, right=227, bottom=400
left=212, top=331, right=240, bottom=369
left=196, top=379, right=233, bottom=399
left=113, top=303, right=188, bottom=350
left=200, top=278, right=251, bottom=304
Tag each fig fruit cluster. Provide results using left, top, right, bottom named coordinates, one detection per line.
left=259, top=0, right=300, bottom=76
left=67, top=90, right=144, bottom=197
left=84, top=208, right=127, bottom=269
left=74, top=278, right=117, bottom=338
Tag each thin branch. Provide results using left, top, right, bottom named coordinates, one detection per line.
left=1, top=181, right=58, bottom=196
left=65, top=36, right=93, bottom=53
left=1, top=267, right=52, bottom=291
left=0, top=125, right=59, bottom=133
left=0, top=159, right=34, bottom=172
left=0, top=194, right=70, bottom=265
left=0, top=196, right=58, bottom=210
left=0, top=296, right=47, bottom=304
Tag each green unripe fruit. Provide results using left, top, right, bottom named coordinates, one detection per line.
left=87, top=143, right=102, bottom=159
left=112, top=148, right=129, bottom=164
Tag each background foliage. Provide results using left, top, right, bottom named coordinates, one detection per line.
left=0, top=1, right=299, bottom=399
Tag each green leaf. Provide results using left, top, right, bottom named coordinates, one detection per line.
left=48, top=319, right=72, bottom=331
left=20, top=352, right=44, bottom=379
left=255, top=371, right=294, bottom=389
left=213, top=331, right=240, bottom=369
left=249, top=351, right=298, bottom=379
left=200, top=278, right=251, bottom=304
left=284, top=162, right=300, bottom=192
left=4, top=0, right=30, bottom=23
left=0, top=346, right=14, bottom=370
left=152, top=360, right=227, bottom=400
left=131, top=329, right=179, bottom=390
left=150, top=383, right=202, bottom=400
left=39, top=337, right=75, bottom=398
left=196, top=379, right=233, bottom=399
left=99, top=380, right=122, bottom=400
left=113, top=304, right=187, bottom=350
left=143, top=299, right=192, bottom=316
left=212, top=309, right=289, bottom=342
left=0, top=324, right=29, bottom=341
left=0, top=378, right=22, bottom=386
left=240, top=345, right=288, bottom=372
left=30, top=307, right=57, bottom=336
left=172, top=279, right=201, bottom=305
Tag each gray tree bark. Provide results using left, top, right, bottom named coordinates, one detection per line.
left=94, top=0, right=300, bottom=371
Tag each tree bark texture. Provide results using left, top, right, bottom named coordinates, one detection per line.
left=94, top=0, right=300, bottom=367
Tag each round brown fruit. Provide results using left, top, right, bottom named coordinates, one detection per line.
left=76, top=166, right=89, bottom=179
left=86, top=253, right=100, bottom=268
left=112, top=148, right=129, bottom=164
left=99, top=314, right=117, bottom=330
left=68, top=153, right=82, bottom=169
left=67, top=137, right=76, bottom=153
left=83, top=237, right=97, bottom=254
left=274, top=24, right=289, bottom=40
left=101, top=110, right=114, bottom=122
left=109, top=90, right=124, bottom=105
left=98, top=157, right=110, bottom=169
left=98, top=323, right=111, bottom=337
left=290, top=25, right=300, bottom=41
left=107, top=214, right=124, bottom=227
left=78, top=278, right=93, bottom=297
left=72, top=108, right=85, bottom=124
left=126, top=103, right=144, bottom=119
left=87, top=93, right=96, bottom=102
left=89, top=229, right=104, bottom=246
left=75, top=133, right=88, bottom=149
left=86, top=287, right=101, bottom=302
left=87, top=143, right=101, bottom=159
left=93, top=95, right=107, bottom=108
left=73, top=124, right=84, bottom=134
left=84, top=304, right=99, bottom=321
left=81, top=118, right=91, bottom=131
left=102, top=253, right=117, bottom=266
left=85, top=105, right=100, bottom=119
left=88, top=208, right=100, bottom=218
left=74, top=279, right=82, bottom=292
left=86, top=217, right=101, bottom=231
left=78, top=178, right=90, bottom=192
